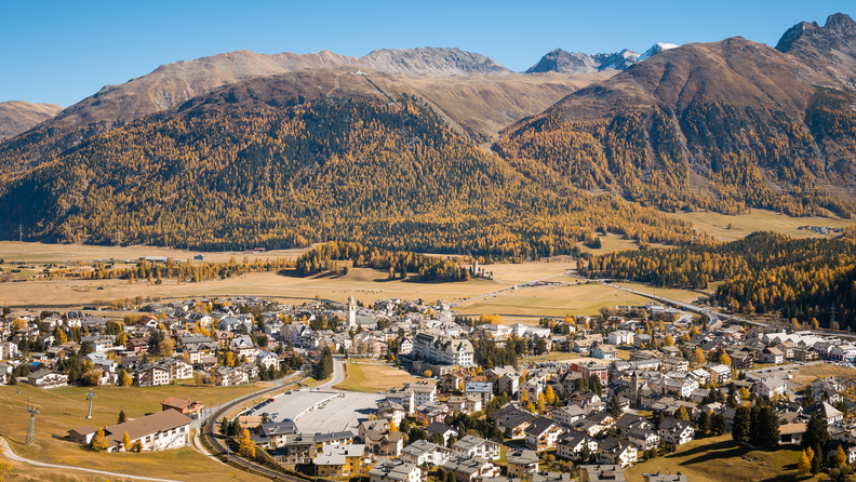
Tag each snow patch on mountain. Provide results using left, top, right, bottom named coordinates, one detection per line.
left=638, top=43, right=680, bottom=61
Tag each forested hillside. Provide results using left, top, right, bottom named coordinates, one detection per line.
left=0, top=81, right=702, bottom=256
left=499, top=36, right=856, bottom=217
left=581, top=232, right=856, bottom=328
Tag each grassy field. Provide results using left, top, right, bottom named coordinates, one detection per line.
left=453, top=281, right=697, bottom=318
left=668, top=209, right=856, bottom=242
left=333, top=362, right=421, bottom=392
left=624, top=434, right=817, bottom=482
left=792, top=363, right=856, bottom=388
left=0, top=383, right=270, bottom=482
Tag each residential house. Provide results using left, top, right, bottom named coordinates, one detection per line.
left=27, top=370, right=68, bottom=388
left=751, top=377, right=787, bottom=398
left=627, top=429, right=660, bottom=451
left=557, top=432, right=599, bottom=461
left=598, top=437, right=637, bottom=468
left=465, top=381, right=493, bottom=406
left=658, top=417, right=695, bottom=445
left=608, top=331, right=634, bottom=346
left=707, top=364, right=731, bottom=385
left=402, top=440, right=454, bottom=467
left=442, top=455, right=500, bottom=482
left=525, top=417, right=565, bottom=451
left=592, top=345, right=617, bottom=361
left=506, top=448, right=539, bottom=480
left=426, top=422, right=459, bottom=445
left=361, top=420, right=404, bottom=456
left=579, top=465, right=625, bottom=482
left=315, top=444, right=366, bottom=478
left=452, top=435, right=501, bottom=460
left=369, top=460, right=423, bottom=482
left=499, top=412, right=538, bottom=439
left=760, top=347, right=784, bottom=365
left=377, top=400, right=407, bottom=426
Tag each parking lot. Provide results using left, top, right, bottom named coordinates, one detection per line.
left=249, top=389, right=339, bottom=423
left=297, top=391, right=384, bottom=433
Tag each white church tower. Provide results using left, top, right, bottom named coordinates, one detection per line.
left=347, top=295, right=357, bottom=328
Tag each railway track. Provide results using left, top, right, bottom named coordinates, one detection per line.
left=202, top=374, right=311, bottom=482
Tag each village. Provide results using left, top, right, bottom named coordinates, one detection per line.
left=1, top=282, right=856, bottom=482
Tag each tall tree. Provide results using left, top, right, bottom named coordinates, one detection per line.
left=732, top=406, right=751, bottom=443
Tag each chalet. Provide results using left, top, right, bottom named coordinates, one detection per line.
left=658, top=417, right=695, bottom=445
left=27, top=370, right=68, bottom=389
left=369, top=460, right=423, bottom=482
left=315, top=444, right=366, bottom=477
left=402, top=440, right=454, bottom=467
left=760, top=347, right=784, bottom=365
left=442, top=455, right=500, bottom=482
left=525, top=417, right=565, bottom=451
left=557, top=432, right=599, bottom=461
left=579, top=465, right=625, bottom=482
left=598, top=437, right=637, bottom=468
left=592, top=345, right=617, bottom=361
left=361, top=420, right=404, bottom=456
left=627, top=429, right=660, bottom=451
left=126, top=338, right=149, bottom=354
left=452, top=435, right=501, bottom=460
left=426, top=422, right=459, bottom=446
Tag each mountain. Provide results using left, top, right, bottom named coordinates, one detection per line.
left=0, top=69, right=699, bottom=252
left=526, top=49, right=601, bottom=74
left=638, top=42, right=679, bottom=61
left=776, top=13, right=856, bottom=91
left=0, top=67, right=611, bottom=173
left=43, top=47, right=512, bottom=133
left=0, top=101, right=62, bottom=140
left=526, top=44, right=679, bottom=74
left=361, top=47, right=512, bottom=76
left=498, top=33, right=856, bottom=216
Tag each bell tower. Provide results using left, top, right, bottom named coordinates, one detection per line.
left=347, top=295, right=357, bottom=328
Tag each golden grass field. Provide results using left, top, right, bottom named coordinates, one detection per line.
left=624, top=434, right=815, bottom=482
left=792, top=363, right=856, bottom=388
left=0, top=383, right=270, bottom=482
left=669, top=208, right=856, bottom=242
left=333, top=362, right=421, bottom=392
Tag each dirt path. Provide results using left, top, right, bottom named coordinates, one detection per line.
left=0, top=438, right=184, bottom=482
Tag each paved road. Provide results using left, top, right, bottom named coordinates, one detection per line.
left=0, top=438, right=184, bottom=482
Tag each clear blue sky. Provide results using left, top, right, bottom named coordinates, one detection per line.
left=1, top=0, right=852, bottom=106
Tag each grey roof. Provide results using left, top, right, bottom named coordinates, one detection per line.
left=505, top=448, right=538, bottom=465
left=369, top=460, right=418, bottom=481
left=642, top=474, right=687, bottom=482
left=402, top=440, right=447, bottom=457
left=578, top=465, right=626, bottom=482
left=260, top=421, right=298, bottom=436
left=525, top=417, right=559, bottom=436
left=442, top=455, right=491, bottom=476
left=452, top=434, right=492, bottom=452
left=314, top=430, right=355, bottom=443
left=426, top=422, right=456, bottom=435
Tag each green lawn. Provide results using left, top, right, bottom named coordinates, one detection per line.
left=624, top=435, right=820, bottom=482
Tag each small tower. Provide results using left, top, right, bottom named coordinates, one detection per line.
left=630, top=371, right=640, bottom=407
left=347, top=295, right=357, bottom=328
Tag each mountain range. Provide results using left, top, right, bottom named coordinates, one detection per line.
left=0, top=13, right=854, bottom=251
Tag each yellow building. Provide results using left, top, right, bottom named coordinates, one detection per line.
left=315, top=444, right=366, bottom=477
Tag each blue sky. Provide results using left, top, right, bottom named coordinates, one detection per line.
left=1, top=0, right=852, bottom=106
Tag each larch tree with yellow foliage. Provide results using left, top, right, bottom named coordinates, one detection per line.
left=238, top=429, right=256, bottom=458
left=123, top=432, right=132, bottom=451
left=797, top=449, right=812, bottom=475
left=664, top=335, right=674, bottom=347
left=545, top=386, right=556, bottom=405
left=720, top=352, right=731, bottom=366
left=537, top=392, right=546, bottom=414
left=691, top=348, right=706, bottom=364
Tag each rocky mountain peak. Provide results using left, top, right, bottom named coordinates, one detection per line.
left=776, top=12, right=856, bottom=53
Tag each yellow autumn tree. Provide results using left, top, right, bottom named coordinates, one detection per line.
left=537, top=392, right=546, bottom=414
left=91, top=429, right=109, bottom=451
left=238, top=429, right=255, bottom=458
left=691, top=348, right=706, bottom=364
left=797, top=449, right=812, bottom=475
left=544, top=386, right=556, bottom=405
left=123, top=432, right=132, bottom=451
left=664, top=335, right=674, bottom=347
left=720, top=352, right=732, bottom=366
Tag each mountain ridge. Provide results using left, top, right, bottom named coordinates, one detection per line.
left=0, top=101, right=63, bottom=140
